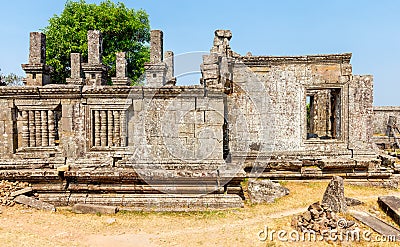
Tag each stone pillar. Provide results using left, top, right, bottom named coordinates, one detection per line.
left=21, top=111, right=29, bottom=148
left=100, top=110, right=107, bottom=147
left=82, top=30, right=107, bottom=86
left=48, top=110, right=55, bottom=146
left=150, top=30, right=163, bottom=63
left=144, top=30, right=167, bottom=87
left=111, top=52, right=131, bottom=86
left=94, top=110, right=101, bottom=146
left=41, top=111, right=49, bottom=146
left=28, top=111, right=36, bottom=147
left=35, top=111, right=42, bottom=146
left=66, top=53, right=84, bottom=85
left=164, top=51, right=176, bottom=86
left=113, top=110, right=120, bottom=147
left=107, top=110, right=113, bottom=146
left=120, top=110, right=127, bottom=147
left=21, top=32, right=52, bottom=86
left=88, top=30, right=102, bottom=65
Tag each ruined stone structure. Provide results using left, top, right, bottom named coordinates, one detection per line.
left=0, top=29, right=396, bottom=209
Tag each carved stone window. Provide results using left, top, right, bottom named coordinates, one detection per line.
left=306, top=88, right=341, bottom=140
left=91, top=109, right=127, bottom=148
left=16, top=103, right=62, bottom=149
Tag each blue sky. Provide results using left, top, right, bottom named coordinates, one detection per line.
left=0, top=0, right=399, bottom=106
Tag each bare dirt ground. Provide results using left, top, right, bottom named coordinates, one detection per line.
left=0, top=181, right=399, bottom=247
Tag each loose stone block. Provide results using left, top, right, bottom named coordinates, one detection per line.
left=72, top=203, right=118, bottom=214
left=15, top=195, right=56, bottom=212
left=247, top=179, right=289, bottom=203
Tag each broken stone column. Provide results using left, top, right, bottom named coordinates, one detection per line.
left=66, top=53, right=84, bottom=85
left=82, top=30, right=108, bottom=86
left=321, top=176, right=347, bottom=213
left=111, top=52, right=131, bottom=86
left=144, top=30, right=167, bottom=87
left=21, top=32, right=52, bottom=86
left=211, top=30, right=233, bottom=56
left=164, top=51, right=176, bottom=86
left=200, top=30, right=234, bottom=90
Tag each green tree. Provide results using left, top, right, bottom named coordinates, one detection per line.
left=0, top=69, right=24, bottom=86
left=42, top=0, right=150, bottom=84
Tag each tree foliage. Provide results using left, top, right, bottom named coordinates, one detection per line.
left=0, top=69, right=24, bottom=86
left=42, top=0, right=150, bottom=84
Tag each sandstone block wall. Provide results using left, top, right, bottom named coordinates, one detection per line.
left=373, top=107, right=400, bottom=135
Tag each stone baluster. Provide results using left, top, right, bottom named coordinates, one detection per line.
left=41, top=111, right=49, bottom=146
left=21, top=111, right=29, bottom=147
left=107, top=110, right=113, bottom=146
left=100, top=110, right=107, bottom=146
left=113, top=110, right=120, bottom=147
left=120, top=110, right=127, bottom=147
left=48, top=110, right=55, bottom=146
left=94, top=110, right=101, bottom=146
left=28, top=110, right=36, bottom=147
left=35, top=110, right=42, bottom=146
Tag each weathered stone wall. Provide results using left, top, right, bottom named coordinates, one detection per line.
left=228, top=54, right=356, bottom=157
left=373, top=107, right=400, bottom=134
left=0, top=28, right=392, bottom=209
left=348, top=75, right=374, bottom=152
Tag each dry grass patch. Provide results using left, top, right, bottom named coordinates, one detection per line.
left=0, top=181, right=399, bottom=246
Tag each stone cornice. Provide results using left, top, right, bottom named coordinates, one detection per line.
left=0, top=85, right=82, bottom=99
left=238, top=53, right=352, bottom=66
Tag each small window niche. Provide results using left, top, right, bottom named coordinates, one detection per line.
left=306, top=88, right=341, bottom=140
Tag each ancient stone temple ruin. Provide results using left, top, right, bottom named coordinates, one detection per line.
left=0, top=29, right=397, bottom=209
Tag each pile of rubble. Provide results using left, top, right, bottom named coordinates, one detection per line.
left=0, top=180, right=32, bottom=207
left=291, top=201, right=357, bottom=236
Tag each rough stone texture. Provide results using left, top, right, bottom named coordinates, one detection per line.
left=321, top=176, right=347, bottom=213
left=373, top=107, right=400, bottom=135
left=72, top=203, right=118, bottom=214
left=247, top=179, right=289, bottom=203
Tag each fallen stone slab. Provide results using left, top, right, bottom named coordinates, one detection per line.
left=350, top=210, right=400, bottom=238
left=247, top=179, right=289, bottom=203
left=322, top=176, right=347, bottom=213
left=14, top=195, right=56, bottom=212
left=378, top=196, right=400, bottom=227
left=72, top=203, right=118, bottom=214
left=10, top=187, right=33, bottom=197
left=345, top=197, right=364, bottom=207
